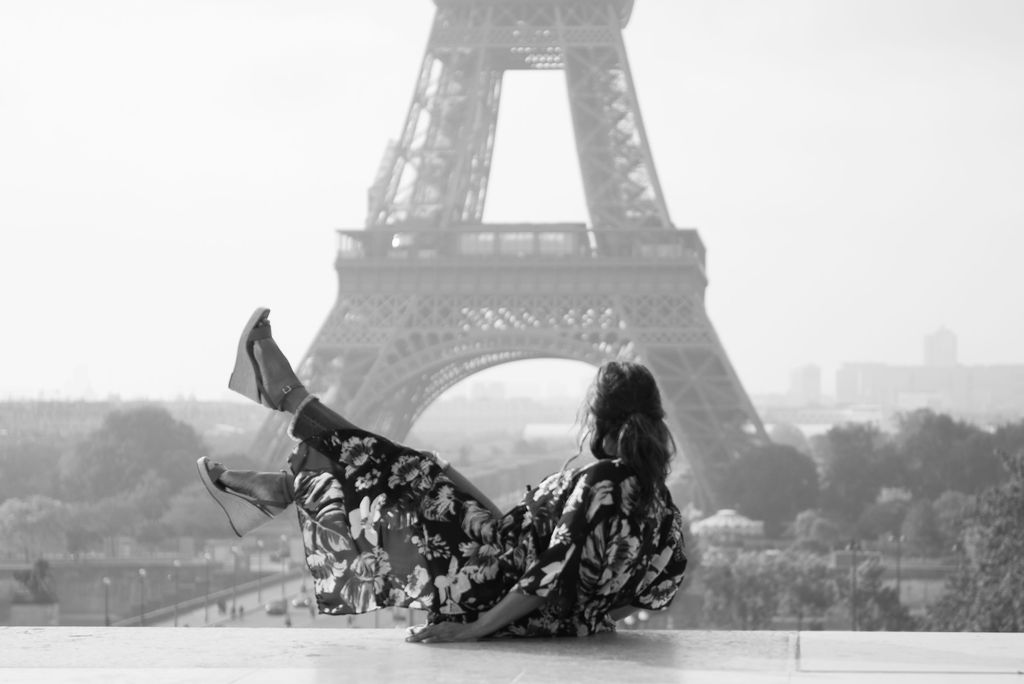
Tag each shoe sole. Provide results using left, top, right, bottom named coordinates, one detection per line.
left=227, top=307, right=270, bottom=402
left=196, top=456, right=275, bottom=537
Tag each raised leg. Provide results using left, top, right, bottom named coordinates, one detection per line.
left=234, top=309, right=365, bottom=435
left=205, top=309, right=380, bottom=536
left=197, top=457, right=292, bottom=537
left=209, top=461, right=293, bottom=505
left=228, top=307, right=311, bottom=413
left=289, top=397, right=362, bottom=440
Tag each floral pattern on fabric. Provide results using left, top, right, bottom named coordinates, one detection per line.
left=493, top=459, right=688, bottom=637
left=291, top=428, right=687, bottom=637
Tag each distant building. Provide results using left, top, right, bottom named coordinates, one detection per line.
left=691, top=509, right=765, bottom=545
left=787, top=364, right=822, bottom=406
left=924, top=327, right=958, bottom=367
left=836, top=329, right=1024, bottom=418
left=469, top=381, right=507, bottom=401
left=521, top=423, right=577, bottom=450
left=414, top=395, right=582, bottom=439
left=760, top=404, right=891, bottom=441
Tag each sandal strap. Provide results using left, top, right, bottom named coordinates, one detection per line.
left=204, top=459, right=288, bottom=511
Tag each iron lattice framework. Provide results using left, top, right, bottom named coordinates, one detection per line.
left=252, top=0, right=766, bottom=510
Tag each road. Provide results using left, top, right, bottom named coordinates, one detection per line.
left=148, top=574, right=426, bottom=631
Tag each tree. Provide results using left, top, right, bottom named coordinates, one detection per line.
left=989, top=419, right=1024, bottom=465
left=59, top=405, right=207, bottom=502
left=814, top=423, right=895, bottom=525
left=837, top=557, right=916, bottom=631
left=0, top=496, right=68, bottom=560
left=791, top=509, right=842, bottom=552
left=161, top=484, right=237, bottom=540
left=65, top=497, right=136, bottom=543
left=893, top=410, right=1003, bottom=499
left=927, top=450, right=1024, bottom=631
left=768, top=423, right=811, bottom=455
left=775, top=551, right=835, bottom=628
left=855, top=499, right=908, bottom=542
left=12, top=559, right=57, bottom=604
left=65, top=524, right=103, bottom=558
left=60, top=470, right=179, bottom=547
left=0, top=439, right=64, bottom=501
left=721, top=443, right=819, bottom=537
left=931, top=490, right=973, bottom=550
left=901, top=500, right=945, bottom=556
left=700, top=549, right=781, bottom=629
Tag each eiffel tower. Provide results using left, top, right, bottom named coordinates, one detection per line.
left=253, top=0, right=766, bottom=510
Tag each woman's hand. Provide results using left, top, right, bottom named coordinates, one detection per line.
left=405, top=621, right=480, bottom=644
left=406, top=591, right=545, bottom=644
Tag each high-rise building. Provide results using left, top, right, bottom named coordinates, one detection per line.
left=924, top=327, right=958, bottom=367
left=787, top=364, right=822, bottom=406
left=836, top=329, right=1024, bottom=418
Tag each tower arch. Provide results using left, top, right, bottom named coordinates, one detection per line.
left=250, top=2, right=767, bottom=510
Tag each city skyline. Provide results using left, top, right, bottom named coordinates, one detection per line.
left=24, top=327, right=1001, bottom=403
left=2, top=0, right=1022, bottom=401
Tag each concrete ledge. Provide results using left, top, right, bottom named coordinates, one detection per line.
left=0, top=627, right=1021, bottom=683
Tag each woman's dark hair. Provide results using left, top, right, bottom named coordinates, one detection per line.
left=576, top=361, right=675, bottom=502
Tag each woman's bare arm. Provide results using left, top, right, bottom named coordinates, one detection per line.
left=443, top=464, right=503, bottom=518
left=608, top=605, right=638, bottom=622
left=460, top=590, right=545, bottom=639
left=406, top=590, right=545, bottom=643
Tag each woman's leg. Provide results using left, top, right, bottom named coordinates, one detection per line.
left=217, top=308, right=469, bottom=502
left=241, top=313, right=366, bottom=439
left=209, top=395, right=353, bottom=506
left=196, top=455, right=293, bottom=537
left=202, top=309, right=378, bottom=536
left=209, top=461, right=293, bottom=506
left=289, top=396, right=361, bottom=441
left=221, top=325, right=379, bottom=480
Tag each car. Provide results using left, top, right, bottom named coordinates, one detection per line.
left=291, top=596, right=312, bottom=608
left=264, top=599, right=287, bottom=615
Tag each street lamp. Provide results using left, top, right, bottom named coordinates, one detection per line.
left=892, top=533, right=904, bottom=605
left=231, top=545, right=241, bottom=617
left=171, top=560, right=182, bottom=627
left=847, top=539, right=861, bottom=631
left=280, top=534, right=288, bottom=599
left=102, top=577, right=111, bottom=627
left=256, top=539, right=264, bottom=602
left=138, top=568, right=147, bottom=627
left=203, top=552, right=212, bottom=624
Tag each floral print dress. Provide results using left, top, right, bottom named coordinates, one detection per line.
left=290, top=428, right=688, bottom=637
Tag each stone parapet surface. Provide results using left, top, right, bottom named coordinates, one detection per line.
left=0, top=627, right=1021, bottom=683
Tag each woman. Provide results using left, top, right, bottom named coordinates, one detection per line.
left=199, top=308, right=687, bottom=641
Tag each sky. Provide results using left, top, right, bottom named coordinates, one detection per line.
left=1, top=0, right=1022, bottom=402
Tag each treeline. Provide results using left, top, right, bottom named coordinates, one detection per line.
left=0, top=406, right=262, bottom=559
left=5, top=404, right=1023, bottom=631
left=716, top=409, right=1024, bottom=551
left=692, top=448, right=1024, bottom=631
left=694, top=410, right=1024, bottom=631
left=696, top=546, right=912, bottom=631
left=0, top=404, right=571, bottom=561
